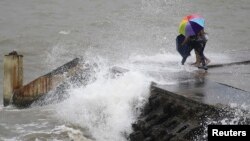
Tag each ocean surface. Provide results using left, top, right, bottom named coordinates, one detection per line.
left=0, top=0, right=250, bottom=140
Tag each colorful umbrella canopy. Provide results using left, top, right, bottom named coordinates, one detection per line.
left=179, top=14, right=205, bottom=36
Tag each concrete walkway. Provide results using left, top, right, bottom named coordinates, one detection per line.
left=153, top=50, right=250, bottom=108
left=154, top=78, right=250, bottom=108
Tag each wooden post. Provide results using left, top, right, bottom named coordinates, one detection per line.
left=3, top=51, right=23, bottom=106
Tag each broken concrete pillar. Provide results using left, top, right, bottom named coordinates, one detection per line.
left=3, top=51, right=23, bottom=106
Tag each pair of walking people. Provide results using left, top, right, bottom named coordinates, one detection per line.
left=176, top=29, right=210, bottom=70
left=177, top=14, right=210, bottom=70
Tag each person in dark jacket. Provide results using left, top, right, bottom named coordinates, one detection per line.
left=181, top=29, right=209, bottom=70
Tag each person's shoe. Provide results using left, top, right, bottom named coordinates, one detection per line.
left=198, top=65, right=208, bottom=70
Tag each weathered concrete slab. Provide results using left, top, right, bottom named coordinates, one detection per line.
left=153, top=78, right=250, bottom=108
left=130, top=76, right=250, bottom=141
left=12, top=58, right=82, bottom=107
left=208, top=60, right=250, bottom=68
left=130, top=54, right=250, bottom=141
left=208, top=50, right=250, bottom=68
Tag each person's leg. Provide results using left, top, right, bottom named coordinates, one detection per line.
left=205, top=56, right=211, bottom=65
left=194, top=46, right=207, bottom=70
left=202, top=42, right=210, bottom=65
left=191, top=50, right=201, bottom=66
left=199, top=47, right=206, bottom=66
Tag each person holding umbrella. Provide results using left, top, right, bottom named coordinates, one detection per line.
left=177, top=14, right=209, bottom=70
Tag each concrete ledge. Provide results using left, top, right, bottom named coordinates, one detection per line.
left=12, top=58, right=82, bottom=107
left=208, top=60, right=250, bottom=69
left=154, top=79, right=250, bottom=107
left=129, top=69, right=250, bottom=141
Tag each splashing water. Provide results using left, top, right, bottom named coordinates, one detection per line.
left=50, top=51, right=234, bottom=141
left=54, top=59, right=151, bottom=141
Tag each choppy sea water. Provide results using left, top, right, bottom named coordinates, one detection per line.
left=0, top=0, right=250, bottom=140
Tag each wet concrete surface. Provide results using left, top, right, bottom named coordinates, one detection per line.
left=207, top=64, right=250, bottom=92
left=154, top=78, right=250, bottom=108
left=130, top=51, right=250, bottom=141
left=153, top=50, right=250, bottom=108
left=206, top=50, right=250, bottom=92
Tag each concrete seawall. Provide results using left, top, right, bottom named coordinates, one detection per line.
left=130, top=78, right=250, bottom=141
left=129, top=50, right=250, bottom=141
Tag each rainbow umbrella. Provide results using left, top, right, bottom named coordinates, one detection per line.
left=179, top=14, right=205, bottom=36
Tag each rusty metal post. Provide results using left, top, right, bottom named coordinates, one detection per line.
left=3, top=51, right=23, bottom=106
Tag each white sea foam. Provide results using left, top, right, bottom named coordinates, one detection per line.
left=129, top=52, right=181, bottom=63
left=59, top=30, right=71, bottom=35
left=55, top=59, right=151, bottom=141
left=51, top=125, right=93, bottom=141
left=13, top=124, right=92, bottom=141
